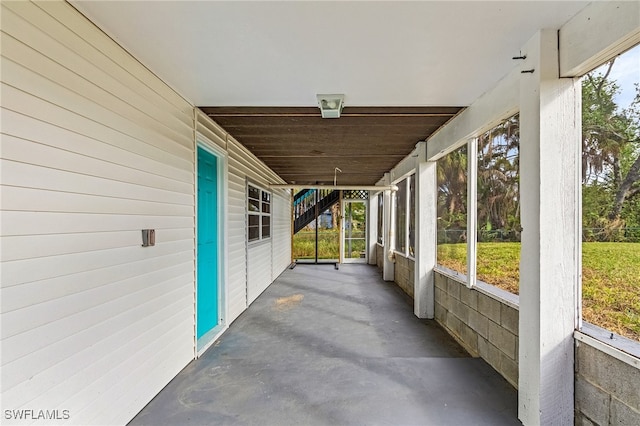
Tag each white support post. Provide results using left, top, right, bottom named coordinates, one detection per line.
left=382, top=173, right=395, bottom=281
left=518, top=29, right=581, bottom=425
left=367, top=191, right=377, bottom=265
left=467, top=138, right=478, bottom=289
left=414, top=143, right=437, bottom=318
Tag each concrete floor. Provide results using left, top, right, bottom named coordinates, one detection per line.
left=130, top=264, right=520, bottom=426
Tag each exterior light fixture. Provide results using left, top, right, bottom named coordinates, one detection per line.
left=316, top=94, right=344, bottom=118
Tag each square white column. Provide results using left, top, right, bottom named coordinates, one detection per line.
left=414, top=143, right=437, bottom=318
left=518, top=29, right=581, bottom=425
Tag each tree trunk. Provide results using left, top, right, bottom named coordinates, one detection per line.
left=609, top=154, right=640, bottom=219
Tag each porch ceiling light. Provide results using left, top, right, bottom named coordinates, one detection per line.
left=316, top=94, right=344, bottom=118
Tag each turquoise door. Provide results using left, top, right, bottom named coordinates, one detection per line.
left=197, top=147, right=219, bottom=339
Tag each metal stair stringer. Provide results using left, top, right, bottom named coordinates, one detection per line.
left=293, top=189, right=340, bottom=233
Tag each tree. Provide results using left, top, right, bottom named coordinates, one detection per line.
left=437, top=146, right=467, bottom=233
left=477, top=114, right=520, bottom=240
left=582, top=59, right=640, bottom=231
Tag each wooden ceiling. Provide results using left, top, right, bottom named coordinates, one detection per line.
left=201, top=106, right=463, bottom=186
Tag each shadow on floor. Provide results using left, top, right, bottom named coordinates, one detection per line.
left=129, top=264, right=519, bottom=426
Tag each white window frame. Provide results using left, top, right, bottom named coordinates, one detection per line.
left=247, top=183, right=271, bottom=243
left=394, top=174, right=415, bottom=259
left=377, top=193, right=384, bottom=245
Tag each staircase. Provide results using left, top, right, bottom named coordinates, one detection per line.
left=293, top=189, right=339, bottom=233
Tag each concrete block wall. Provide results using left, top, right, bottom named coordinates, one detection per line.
left=575, top=342, right=640, bottom=425
left=434, top=270, right=519, bottom=388
left=393, top=255, right=414, bottom=298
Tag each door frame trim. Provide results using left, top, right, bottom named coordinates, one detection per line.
left=341, top=198, right=368, bottom=264
left=195, top=136, right=229, bottom=357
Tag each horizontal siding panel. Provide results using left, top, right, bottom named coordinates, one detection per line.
left=37, top=306, right=192, bottom=425
left=1, top=158, right=193, bottom=206
left=1, top=239, right=193, bottom=288
left=196, top=123, right=226, bottom=152
left=247, top=242, right=271, bottom=304
left=1, top=29, right=192, bottom=144
left=228, top=138, right=284, bottom=184
left=227, top=164, right=247, bottom=322
left=1, top=211, right=193, bottom=237
left=1, top=227, right=192, bottom=263
left=18, top=1, right=193, bottom=116
left=1, top=84, right=192, bottom=166
left=272, top=190, right=292, bottom=278
left=2, top=105, right=191, bottom=174
left=2, top=283, right=193, bottom=408
left=85, top=314, right=193, bottom=425
left=28, top=304, right=192, bottom=424
left=1, top=249, right=193, bottom=312
left=2, top=186, right=194, bottom=216
left=1, top=262, right=193, bottom=343
left=1, top=57, right=192, bottom=156
left=1, top=271, right=194, bottom=389
left=196, top=110, right=227, bottom=142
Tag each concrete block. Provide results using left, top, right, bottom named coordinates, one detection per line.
left=577, top=343, right=640, bottom=409
left=448, top=277, right=461, bottom=300
left=574, top=413, right=598, bottom=426
left=460, top=323, right=479, bottom=355
left=500, top=351, right=518, bottom=389
left=575, top=376, right=610, bottom=426
left=500, top=305, right=518, bottom=336
left=435, top=302, right=447, bottom=323
left=460, top=287, right=478, bottom=310
left=451, top=298, right=469, bottom=323
left=468, top=309, right=489, bottom=338
left=478, top=336, right=501, bottom=371
left=436, top=287, right=449, bottom=309
left=435, top=272, right=446, bottom=290
left=446, top=311, right=463, bottom=337
left=477, top=293, right=501, bottom=324
left=488, top=320, right=516, bottom=360
left=610, top=397, right=640, bottom=426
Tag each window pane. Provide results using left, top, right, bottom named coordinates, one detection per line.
left=581, top=44, right=640, bottom=341
left=409, top=176, right=415, bottom=257
left=395, top=179, right=407, bottom=253
left=248, top=199, right=260, bottom=212
left=248, top=226, right=259, bottom=241
left=248, top=186, right=260, bottom=200
left=262, top=215, right=271, bottom=238
left=262, top=191, right=270, bottom=203
left=477, top=114, right=520, bottom=295
left=262, top=202, right=270, bottom=214
left=248, top=215, right=259, bottom=226
left=437, top=145, right=467, bottom=275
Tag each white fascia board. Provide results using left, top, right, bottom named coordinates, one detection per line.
left=426, top=66, right=520, bottom=162
left=560, top=1, right=640, bottom=77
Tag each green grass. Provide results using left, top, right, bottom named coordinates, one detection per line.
left=438, top=242, right=640, bottom=341
left=293, top=230, right=340, bottom=259
left=293, top=230, right=368, bottom=260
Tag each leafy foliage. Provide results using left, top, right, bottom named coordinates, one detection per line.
left=582, top=59, right=640, bottom=231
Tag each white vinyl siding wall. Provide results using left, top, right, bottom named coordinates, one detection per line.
left=1, top=2, right=195, bottom=425
left=272, top=189, right=292, bottom=280
left=227, top=138, right=291, bottom=308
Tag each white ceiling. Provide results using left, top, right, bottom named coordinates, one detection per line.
left=71, top=1, right=589, bottom=107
